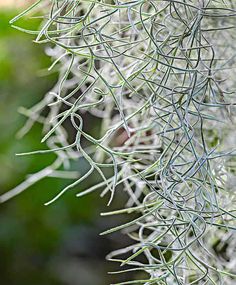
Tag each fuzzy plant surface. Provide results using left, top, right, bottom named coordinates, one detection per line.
left=2, top=0, right=236, bottom=284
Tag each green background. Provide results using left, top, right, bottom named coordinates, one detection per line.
left=0, top=9, right=133, bottom=285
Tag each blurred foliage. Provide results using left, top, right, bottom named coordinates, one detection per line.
left=0, top=10, right=130, bottom=285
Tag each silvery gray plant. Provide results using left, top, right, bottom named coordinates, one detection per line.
left=2, top=0, right=236, bottom=284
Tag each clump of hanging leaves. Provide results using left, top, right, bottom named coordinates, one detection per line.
left=2, top=1, right=236, bottom=284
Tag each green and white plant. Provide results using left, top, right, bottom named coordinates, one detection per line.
left=2, top=0, right=236, bottom=284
